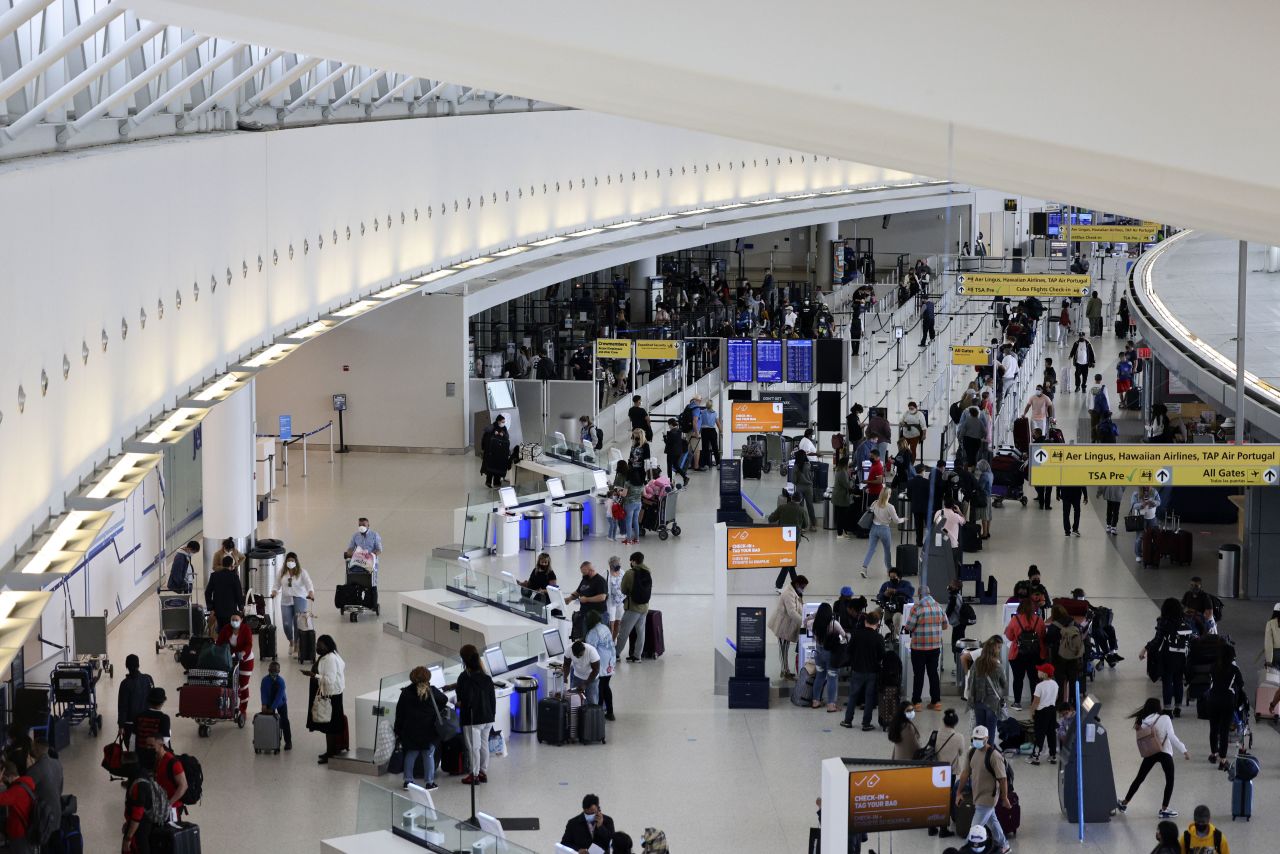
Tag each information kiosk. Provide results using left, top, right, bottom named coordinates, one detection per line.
left=1059, top=693, right=1117, bottom=823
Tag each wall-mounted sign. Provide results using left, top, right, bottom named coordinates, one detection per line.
left=726, top=525, right=798, bottom=569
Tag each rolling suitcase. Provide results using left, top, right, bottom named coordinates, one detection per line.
left=334, top=584, right=361, bottom=611
left=790, top=668, right=816, bottom=706
left=253, top=713, right=282, bottom=754
left=1256, top=667, right=1280, bottom=720
left=960, top=522, right=982, bottom=553
left=537, top=696, right=570, bottom=745
left=296, top=629, right=316, bottom=664
left=58, top=813, right=84, bottom=854
left=743, top=455, right=762, bottom=479
left=1232, top=778, right=1253, bottom=820
left=895, top=544, right=919, bottom=577
left=642, top=610, right=665, bottom=659
left=1115, top=318, right=1126, bottom=338
left=953, top=791, right=976, bottom=837
left=257, top=623, right=277, bottom=660
left=178, top=685, right=234, bottom=719
left=1165, top=518, right=1193, bottom=565
left=811, top=461, right=829, bottom=494
left=1013, top=417, right=1031, bottom=454
left=151, top=820, right=201, bottom=854
left=440, top=733, right=469, bottom=774
left=996, top=786, right=1022, bottom=836
left=578, top=704, right=607, bottom=745
left=876, top=684, right=900, bottom=730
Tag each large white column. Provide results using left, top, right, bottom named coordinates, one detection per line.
left=628, top=256, right=658, bottom=324
left=816, top=221, right=839, bottom=292
left=200, top=380, right=258, bottom=584
left=1267, top=246, right=1280, bottom=273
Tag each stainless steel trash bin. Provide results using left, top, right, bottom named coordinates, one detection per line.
left=954, top=638, right=981, bottom=688
left=521, top=510, right=545, bottom=551
left=822, top=494, right=834, bottom=530
left=566, top=503, right=585, bottom=541
left=245, top=541, right=285, bottom=601
left=512, top=676, right=539, bottom=733
left=1218, top=545, right=1240, bottom=599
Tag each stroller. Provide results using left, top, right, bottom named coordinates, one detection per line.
left=1087, top=605, right=1123, bottom=668
left=990, top=447, right=1029, bottom=507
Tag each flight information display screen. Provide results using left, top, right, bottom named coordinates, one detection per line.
left=726, top=339, right=754, bottom=383
left=785, top=340, right=814, bottom=383
left=755, top=340, right=783, bottom=383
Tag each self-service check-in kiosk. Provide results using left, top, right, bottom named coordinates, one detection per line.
left=493, top=486, right=522, bottom=557
left=1060, top=693, right=1117, bottom=823
left=589, top=469, right=611, bottom=538
left=545, top=477, right=568, bottom=547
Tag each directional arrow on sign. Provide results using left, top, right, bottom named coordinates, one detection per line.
left=1079, top=286, right=1090, bottom=296
left=956, top=284, right=967, bottom=295
left=1033, top=449, right=1048, bottom=464
left=1155, top=467, right=1172, bottom=484
left=957, top=275, right=966, bottom=285
left=1265, top=467, right=1279, bottom=484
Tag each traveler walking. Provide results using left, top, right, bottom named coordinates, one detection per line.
left=929, top=708, right=964, bottom=839
left=888, top=701, right=922, bottom=759
left=908, top=464, right=931, bottom=545
left=1021, top=386, right=1054, bottom=436
left=1057, top=484, right=1087, bottom=536
left=955, top=726, right=1012, bottom=853
left=1139, top=598, right=1192, bottom=715
left=899, top=401, right=927, bottom=460
left=769, top=486, right=808, bottom=590
left=1204, top=649, right=1245, bottom=770
left=680, top=397, right=703, bottom=470
left=662, top=418, right=688, bottom=486
left=1086, top=290, right=1103, bottom=338
left=840, top=611, right=885, bottom=731
left=1026, top=663, right=1059, bottom=764
left=117, top=654, right=155, bottom=749
left=1098, top=484, right=1125, bottom=535
left=215, top=609, right=255, bottom=718
left=860, top=489, right=904, bottom=578
left=584, top=611, right=617, bottom=719
left=305, top=634, right=347, bottom=764
left=1003, top=600, right=1045, bottom=710
left=1265, top=604, right=1280, bottom=669
left=393, top=666, right=448, bottom=790
left=831, top=457, right=856, bottom=538
left=271, top=552, right=315, bottom=653
left=344, top=516, right=383, bottom=583
left=967, top=636, right=1008, bottom=738
left=958, top=406, right=986, bottom=466
left=605, top=556, right=625, bottom=641
left=1116, top=698, right=1189, bottom=818
left=1068, top=333, right=1095, bottom=392
left=204, top=554, right=244, bottom=632
left=791, top=450, right=818, bottom=531
left=628, top=394, right=652, bottom=442
left=618, top=553, right=653, bottom=663
left=904, top=588, right=948, bottom=711
left=1056, top=301, right=1071, bottom=345
left=768, top=575, right=807, bottom=680
left=1131, top=487, right=1162, bottom=563
left=456, top=644, right=496, bottom=785
left=974, top=459, right=993, bottom=539
left=920, top=299, right=936, bottom=346
left=260, top=659, right=292, bottom=751
left=810, top=603, right=849, bottom=713
left=121, top=747, right=164, bottom=854
left=1047, top=603, right=1085, bottom=698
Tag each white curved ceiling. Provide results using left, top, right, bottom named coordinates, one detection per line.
left=127, top=0, right=1280, bottom=245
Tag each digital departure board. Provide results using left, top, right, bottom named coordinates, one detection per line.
left=785, top=339, right=814, bottom=383
left=756, top=339, right=782, bottom=383
left=726, top=339, right=754, bottom=383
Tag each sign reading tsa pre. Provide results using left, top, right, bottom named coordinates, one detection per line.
left=1029, top=443, right=1280, bottom=487
left=954, top=273, right=1091, bottom=298
left=726, top=525, right=798, bottom=569
left=731, top=401, right=784, bottom=433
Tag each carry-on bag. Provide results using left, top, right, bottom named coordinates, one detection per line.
left=642, top=610, right=665, bottom=658
left=578, top=704, right=607, bottom=745
left=253, top=713, right=282, bottom=754
left=537, top=696, right=570, bottom=745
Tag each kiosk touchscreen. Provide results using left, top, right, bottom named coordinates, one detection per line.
left=546, top=477, right=566, bottom=500
left=542, top=627, right=566, bottom=658
left=498, top=486, right=518, bottom=510
left=483, top=645, right=510, bottom=677
left=591, top=469, right=609, bottom=491
left=427, top=665, right=445, bottom=689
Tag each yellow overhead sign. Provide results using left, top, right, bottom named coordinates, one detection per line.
left=635, top=339, right=678, bottom=360
left=954, top=273, right=1091, bottom=297
left=951, top=346, right=993, bottom=366
left=1028, top=444, right=1280, bottom=487
left=595, top=338, right=633, bottom=359
left=1067, top=223, right=1160, bottom=242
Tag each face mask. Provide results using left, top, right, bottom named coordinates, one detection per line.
left=584, top=813, right=596, bottom=824
left=905, top=711, right=916, bottom=721
left=1195, top=824, right=1208, bottom=834
left=230, top=620, right=241, bottom=631
left=286, top=560, right=297, bottom=569
left=972, top=739, right=986, bottom=749
left=358, top=525, right=368, bottom=534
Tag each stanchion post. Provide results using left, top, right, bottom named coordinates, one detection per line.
left=329, top=421, right=334, bottom=463
left=282, top=441, right=289, bottom=487
left=1074, top=680, right=1085, bottom=842
left=303, top=434, right=308, bottom=477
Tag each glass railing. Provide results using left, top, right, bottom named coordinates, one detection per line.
left=424, top=557, right=550, bottom=623
left=355, top=780, right=540, bottom=852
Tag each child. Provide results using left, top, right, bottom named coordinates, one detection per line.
left=1056, top=700, right=1077, bottom=754
left=260, top=660, right=291, bottom=750
left=1116, top=354, right=1134, bottom=395
left=1027, top=663, right=1060, bottom=765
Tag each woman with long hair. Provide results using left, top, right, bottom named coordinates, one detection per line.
left=1139, top=598, right=1193, bottom=716
left=831, top=456, right=855, bottom=539
left=810, top=603, right=849, bottom=713
left=1116, top=697, right=1188, bottom=819
left=968, top=635, right=1008, bottom=738
left=393, top=666, right=449, bottom=790
left=860, top=488, right=904, bottom=579
left=271, top=551, right=315, bottom=654
left=1150, top=819, right=1181, bottom=854
left=791, top=449, right=817, bottom=530
left=1205, top=647, right=1245, bottom=770
left=887, top=700, right=922, bottom=761
left=1003, top=599, right=1044, bottom=711
left=767, top=575, right=808, bottom=680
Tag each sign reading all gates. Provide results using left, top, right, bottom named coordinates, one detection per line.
left=731, top=401, right=784, bottom=433
left=726, top=525, right=798, bottom=569
left=635, top=339, right=678, bottom=360
left=848, top=764, right=953, bottom=832
left=1068, top=222, right=1160, bottom=243
left=595, top=338, right=632, bottom=359
left=954, top=273, right=1091, bottom=298
left=951, top=345, right=992, bottom=366
left=1029, top=443, right=1280, bottom=487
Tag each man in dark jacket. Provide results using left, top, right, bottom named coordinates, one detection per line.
left=768, top=486, right=808, bottom=591
left=662, top=418, right=687, bottom=486
left=560, top=793, right=615, bottom=854
left=479, top=416, right=513, bottom=488
left=454, top=645, right=496, bottom=786
left=840, top=612, right=885, bottom=731
left=204, top=555, right=243, bottom=632
left=907, top=465, right=932, bottom=545
left=117, top=654, right=154, bottom=748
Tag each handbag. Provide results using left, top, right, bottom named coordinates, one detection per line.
left=984, top=676, right=1009, bottom=721
left=387, top=742, right=405, bottom=775
left=311, top=692, right=333, bottom=724
left=858, top=509, right=874, bottom=529
left=429, top=693, right=462, bottom=742
left=913, top=730, right=939, bottom=761
left=1124, top=514, right=1144, bottom=533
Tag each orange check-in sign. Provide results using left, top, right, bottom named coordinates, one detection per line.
left=726, top=525, right=797, bottom=569
left=848, top=764, right=953, bottom=832
left=731, top=401, right=784, bottom=433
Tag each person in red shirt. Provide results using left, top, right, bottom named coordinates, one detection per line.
left=154, top=747, right=189, bottom=818
left=122, top=747, right=165, bottom=854
left=864, top=450, right=885, bottom=502
left=0, top=761, right=38, bottom=854
left=216, top=609, right=255, bottom=718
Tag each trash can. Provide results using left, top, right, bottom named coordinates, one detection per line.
left=822, top=494, right=834, bottom=530
left=566, top=503, right=585, bottom=542
left=954, top=638, right=981, bottom=688
left=245, top=541, right=285, bottom=601
left=590, top=494, right=611, bottom=538
left=512, top=676, right=539, bottom=733
left=521, top=510, right=545, bottom=551
left=1218, top=544, right=1241, bottom=599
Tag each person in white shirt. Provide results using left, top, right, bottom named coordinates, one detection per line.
left=997, top=347, right=1018, bottom=400
left=1116, top=697, right=1189, bottom=818
left=1068, top=333, right=1095, bottom=392
left=797, top=429, right=818, bottom=458
left=1027, top=663, right=1060, bottom=764
left=270, top=552, right=316, bottom=652
left=562, top=640, right=602, bottom=706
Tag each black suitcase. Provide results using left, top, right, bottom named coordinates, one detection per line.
left=296, top=629, right=316, bottom=663
left=439, top=733, right=469, bottom=774
left=811, top=461, right=829, bottom=494
left=537, top=697, right=570, bottom=745
left=257, top=624, right=277, bottom=660
left=190, top=605, right=208, bottom=638
left=895, top=544, right=919, bottom=576
left=151, top=820, right=201, bottom=854
left=179, top=636, right=213, bottom=672
left=960, top=522, right=982, bottom=552
left=334, top=584, right=361, bottom=610
left=743, top=455, right=762, bottom=479
left=578, top=704, right=607, bottom=745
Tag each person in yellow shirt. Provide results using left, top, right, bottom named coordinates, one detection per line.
left=1181, top=805, right=1229, bottom=854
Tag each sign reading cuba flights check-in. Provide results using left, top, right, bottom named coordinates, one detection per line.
left=1029, top=444, right=1280, bottom=487
left=955, top=273, right=1091, bottom=298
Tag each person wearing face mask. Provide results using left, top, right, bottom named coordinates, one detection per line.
left=955, top=725, right=1011, bottom=854
left=887, top=700, right=922, bottom=761
left=216, top=608, right=255, bottom=719
left=479, top=416, right=513, bottom=488
left=304, top=635, right=347, bottom=764
left=344, top=517, right=383, bottom=585
left=271, top=552, right=315, bottom=654
left=1182, top=805, right=1229, bottom=854
left=560, top=793, right=615, bottom=854
left=768, top=575, right=807, bottom=681
left=210, top=537, right=245, bottom=580
left=204, top=554, right=244, bottom=632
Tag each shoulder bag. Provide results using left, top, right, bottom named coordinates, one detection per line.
left=1124, top=514, right=1144, bottom=532
left=430, top=691, right=462, bottom=742
left=983, top=676, right=1009, bottom=720
left=913, top=730, right=939, bottom=761
left=311, top=691, right=332, bottom=724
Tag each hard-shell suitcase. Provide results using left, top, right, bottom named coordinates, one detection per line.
left=743, top=455, right=763, bottom=479
left=791, top=668, right=816, bottom=706
left=642, top=610, right=665, bottom=659
left=1121, top=388, right=1141, bottom=409
left=578, top=704, right=607, bottom=744
left=953, top=791, right=976, bottom=837
left=895, top=544, right=919, bottom=577
left=1115, top=318, right=1126, bottom=338
left=253, top=713, right=282, bottom=754
left=811, top=461, right=829, bottom=494
left=257, top=623, right=277, bottom=660
left=960, top=522, right=982, bottom=553
left=440, top=733, right=469, bottom=774
left=1166, top=529, right=1193, bottom=566
left=537, top=697, right=570, bottom=745
left=996, top=787, right=1022, bottom=836
left=151, top=820, right=201, bottom=854
left=178, top=685, right=234, bottom=719
left=58, top=813, right=84, bottom=854
left=1232, top=778, right=1253, bottom=820
left=296, top=629, right=316, bottom=664
left=334, top=584, right=361, bottom=610
left=1013, top=417, right=1031, bottom=455
left=877, top=685, right=900, bottom=730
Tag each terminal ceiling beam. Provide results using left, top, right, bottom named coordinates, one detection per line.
left=127, top=0, right=1280, bottom=245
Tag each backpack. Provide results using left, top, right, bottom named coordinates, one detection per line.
left=129, top=777, right=170, bottom=826
left=1015, top=617, right=1039, bottom=659
left=1092, top=388, right=1110, bottom=416
left=1058, top=623, right=1085, bottom=660
left=14, top=780, right=47, bottom=844
left=630, top=569, right=653, bottom=605
left=1183, top=828, right=1223, bottom=854
left=176, top=753, right=203, bottom=805
left=592, top=427, right=604, bottom=450
left=166, top=551, right=192, bottom=593
left=1098, top=418, right=1119, bottom=439
left=535, top=356, right=557, bottom=380
left=964, top=747, right=1005, bottom=798
left=1135, top=717, right=1167, bottom=758
left=678, top=407, right=696, bottom=433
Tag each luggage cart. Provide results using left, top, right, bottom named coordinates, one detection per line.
left=177, top=662, right=244, bottom=737
left=337, top=562, right=380, bottom=622
left=51, top=660, right=103, bottom=736
left=656, top=489, right=682, bottom=540
left=73, top=611, right=114, bottom=677
left=156, top=592, right=194, bottom=655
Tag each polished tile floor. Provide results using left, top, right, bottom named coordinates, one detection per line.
left=61, top=274, right=1277, bottom=853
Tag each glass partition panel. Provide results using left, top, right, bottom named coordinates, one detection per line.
left=354, top=781, right=540, bottom=852
left=425, top=557, right=549, bottom=623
